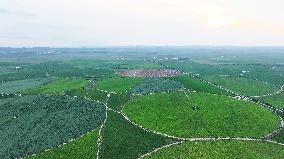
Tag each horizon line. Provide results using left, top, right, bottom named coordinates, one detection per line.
left=1, top=45, right=284, bottom=49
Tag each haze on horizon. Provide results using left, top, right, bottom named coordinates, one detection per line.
left=0, top=0, right=283, bottom=47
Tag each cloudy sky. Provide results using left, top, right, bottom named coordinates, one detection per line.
left=0, top=0, right=283, bottom=47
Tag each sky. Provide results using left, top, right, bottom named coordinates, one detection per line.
left=0, top=0, right=283, bottom=47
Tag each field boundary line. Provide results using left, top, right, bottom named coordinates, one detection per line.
left=253, top=84, right=284, bottom=98
left=138, top=141, right=185, bottom=159
left=96, top=97, right=110, bottom=159
left=22, top=126, right=103, bottom=159
left=17, top=94, right=106, bottom=159
left=109, top=106, right=276, bottom=144
left=263, top=115, right=284, bottom=139
left=138, top=137, right=284, bottom=159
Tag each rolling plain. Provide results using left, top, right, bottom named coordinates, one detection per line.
left=0, top=47, right=284, bottom=159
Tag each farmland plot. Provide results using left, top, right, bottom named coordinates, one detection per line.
left=272, top=129, right=284, bottom=144
left=95, top=77, right=144, bottom=93
left=123, top=92, right=279, bottom=138
left=128, top=78, right=184, bottom=95
left=260, top=93, right=284, bottom=109
left=170, top=75, right=234, bottom=96
left=29, top=129, right=100, bottom=159
left=205, top=76, right=279, bottom=96
left=65, top=88, right=108, bottom=103
left=24, top=78, right=89, bottom=94
left=0, top=95, right=105, bottom=159
left=0, top=77, right=57, bottom=94
left=107, top=93, right=133, bottom=111
left=145, top=140, right=284, bottom=159
left=99, top=111, right=176, bottom=159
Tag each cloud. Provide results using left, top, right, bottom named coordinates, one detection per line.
left=205, top=18, right=240, bottom=28
left=0, top=0, right=283, bottom=46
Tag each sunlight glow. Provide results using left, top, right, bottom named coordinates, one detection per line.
left=205, top=17, right=239, bottom=28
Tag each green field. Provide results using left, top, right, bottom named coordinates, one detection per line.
left=29, top=129, right=99, bottom=159
left=162, top=61, right=284, bottom=86
left=205, top=76, right=279, bottom=96
left=0, top=95, right=105, bottom=159
left=23, top=78, right=89, bottom=94
left=272, top=129, right=284, bottom=144
left=71, top=60, right=164, bottom=69
left=95, top=77, right=144, bottom=93
left=260, top=93, right=284, bottom=109
left=99, top=110, right=176, bottom=159
left=107, top=93, right=133, bottom=111
left=124, top=92, right=279, bottom=138
left=0, top=78, right=57, bottom=94
left=1, top=48, right=284, bottom=159
left=169, top=75, right=234, bottom=96
left=145, top=140, right=284, bottom=159
left=128, top=78, right=184, bottom=95
left=65, top=88, right=108, bottom=103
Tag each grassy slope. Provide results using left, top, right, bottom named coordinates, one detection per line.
left=100, top=110, right=176, bottom=159
left=29, top=129, right=99, bottom=159
left=205, top=76, right=279, bottom=96
left=23, top=78, right=89, bottom=94
left=170, top=75, right=233, bottom=96
left=124, top=92, right=279, bottom=138
left=146, top=140, right=284, bottom=159
left=95, top=77, right=144, bottom=93
left=260, top=93, right=284, bottom=109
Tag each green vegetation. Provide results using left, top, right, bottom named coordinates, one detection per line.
left=205, top=76, right=279, bottom=96
left=162, top=61, right=284, bottom=86
left=29, top=129, right=99, bottom=159
left=0, top=94, right=17, bottom=99
left=100, top=110, right=176, bottom=159
left=161, top=61, right=239, bottom=77
left=71, top=60, right=163, bottom=69
left=272, top=128, right=284, bottom=144
left=145, top=140, right=284, bottom=159
left=260, top=93, right=284, bottom=109
left=50, top=68, right=117, bottom=81
left=24, top=78, right=89, bottom=94
left=107, top=93, right=133, bottom=111
left=129, top=78, right=184, bottom=95
left=2, top=48, right=284, bottom=159
left=124, top=92, right=279, bottom=138
left=114, top=60, right=164, bottom=69
left=95, top=77, right=144, bottom=93
left=65, top=88, right=108, bottom=103
left=170, top=75, right=233, bottom=96
left=0, top=69, right=47, bottom=82
left=0, top=95, right=105, bottom=159
left=0, top=78, right=57, bottom=94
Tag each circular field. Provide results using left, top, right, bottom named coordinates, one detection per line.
left=0, top=95, right=105, bottom=159
left=145, top=140, right=284, bottom=159
left=123, top=92, right=279, bottom=138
